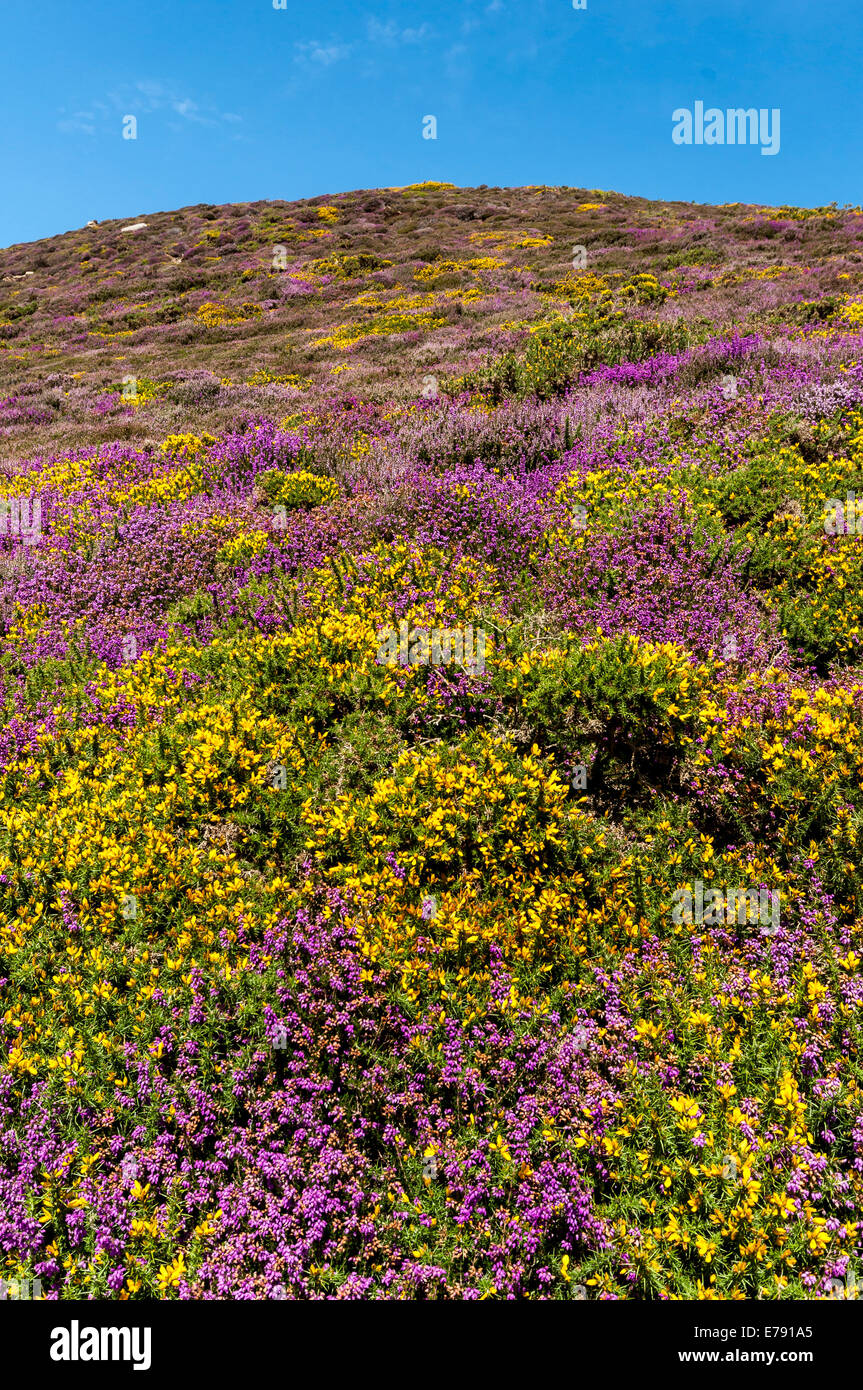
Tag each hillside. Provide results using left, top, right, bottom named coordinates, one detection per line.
left=2, top=182, right=859, bottom=456
left=1, top=183, right=863, bottom=1301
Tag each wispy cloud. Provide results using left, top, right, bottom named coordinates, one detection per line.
left=125, top=81, right=241, bottom=127
left=56, top=99, right=110, bottom=136
left=444, top=42, right=471, bottom=82
left=57, top=111, right=97, bottom=136
left=56, top=82, right=242, bottom=135
left=290, top=21, right=431, bottom=84
left=366, top=18, right=432, bottom=46
left=293, top=40, right=352, bottom=68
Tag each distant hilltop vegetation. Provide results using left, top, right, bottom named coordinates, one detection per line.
left=1, top=183, right=860, bottom=458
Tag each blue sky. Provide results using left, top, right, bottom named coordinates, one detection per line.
left=2, top=0, right=860, bottom=248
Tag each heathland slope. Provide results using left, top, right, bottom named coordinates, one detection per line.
left=1, top=184, right=863, bottom=1300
